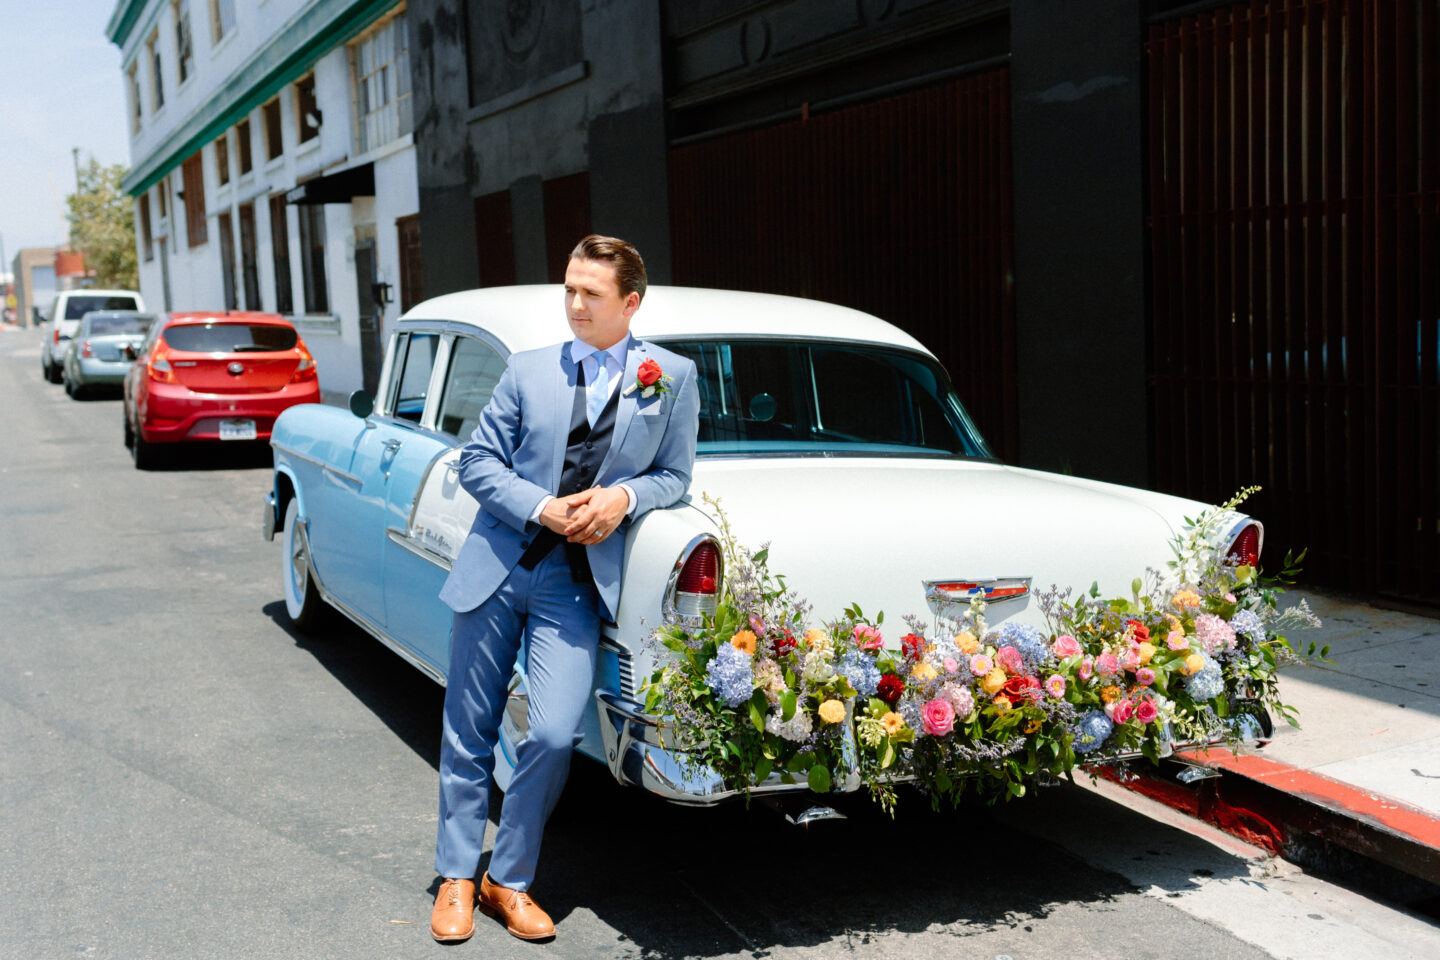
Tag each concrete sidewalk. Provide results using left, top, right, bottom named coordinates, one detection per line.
left=1114, top=588, right=1440, bottom=904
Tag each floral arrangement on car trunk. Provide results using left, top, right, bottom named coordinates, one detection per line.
left=642, top=489, right=1325, bottom=811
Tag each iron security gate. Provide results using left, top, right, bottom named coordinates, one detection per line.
left=669, top=70, right=1018, bottom=462
left=1148, top=0, right=1440, bottom=603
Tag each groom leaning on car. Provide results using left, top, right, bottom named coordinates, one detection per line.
left=429, top=235, right=700, bottom=942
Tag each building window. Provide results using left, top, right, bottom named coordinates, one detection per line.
left=173, top=1, right=194, bottom=85
left=158, top=177, right=168, bottom=218
left=295, top=73, right=319, bottom=145
left=218, top=211, right=237, bottom=309
left=215, top=134, right=230, bottom=186
left=209, top=0, right=235, bottom=43
left=238, top=202, right=260, bottom=310
left=139, top=194, right=154, bottom=262
left=237, top=118, right=253, bottom=174
left=127, top=64, right=142, bottom=133
left=268, top=193, right=293, bottom=314
left=351, top=8, right=411, bottom=154
left=262, top=98, right=283, bottom=160
left=180, top=153, right=208, bottom=247
left=147, top=31, right=164, bottom=110
left=297, top=202, right=328, bottom=314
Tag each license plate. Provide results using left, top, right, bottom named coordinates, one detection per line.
left=219, top=418, right=257, bottom=441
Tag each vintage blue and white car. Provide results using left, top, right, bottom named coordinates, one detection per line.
left=263, top=286, right=1262, bottom=806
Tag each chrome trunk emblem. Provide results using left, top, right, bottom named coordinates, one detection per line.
left=227, top=362, right=244, bottom=375
left=923, top=577, right=1033, bottom=610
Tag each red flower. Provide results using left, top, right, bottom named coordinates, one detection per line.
left=877, top=673, right=905, bottom=704
left=1001, top=675, right=1042, bottom=704
left=637, top=358, right=663, bottom=386
left=774, top=632, right=797, bottom=658
left=900, top=633, right=927, bottom=659
left=1126, top=619, right=1151, bottom=643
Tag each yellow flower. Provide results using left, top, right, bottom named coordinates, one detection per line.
left=1166, top=614, right=1184, bottom=632
left=730, top=630, right=757, bottom=655
left=1183, top=653, right=1206, bottom=675
left=981, top=668, right=1006, bottom=695
left=1173, top=589, right=1202, bottom=609
left=1024, top=717, right=1042, bottom=734
left=955, top=631, right=979, bottom=654
left=804, top=628, right=830, bottom=650
left=818, top=699, right=846, bottom=724
left=1136, top=642, right=1156, bottom=665
left=910, top=662, right=938, bottom=684
left=1100, top=685, right=1122, bottom=704
left=881, top=711, right=907, bottom=736
left=993, top=696, right=1013, bottom=713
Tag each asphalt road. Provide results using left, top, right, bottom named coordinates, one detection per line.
left=1, top=327, right=1435, bottom=960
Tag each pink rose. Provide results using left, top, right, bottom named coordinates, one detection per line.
left=1078, top=657, right=1094, bottom=681
left=1225, top=593, right=1237, bottom=602
left=1051, top=634, right=1082, bottom=658
left=1044, top=674, right=1067, bottom=698
left=1136, top=667, right=1156, bottom=686
left=921, top=698, right=955, bottom=736
left=969, top=654, right=993, bottom=676
left=1111, top=699, right=1136, bottom=724
left=1095, top=652, right=1120, bottom=676
left=943, top=657, right=959, bottom=674
left=1134, top=699, right=1159, bottom=724
left=852, top=625, right=884, bottom=650
left=1121, top=648, right=1142, bottom=671
left=996, top=646, right=1024, bottom=675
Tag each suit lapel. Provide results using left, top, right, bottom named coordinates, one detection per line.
left=597, top=336, right=644, bottom=478
left=552, top=342, right=578, bottom=491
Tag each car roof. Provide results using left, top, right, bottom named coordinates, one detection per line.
left=162, top=311, right=291, bottom=326
left=399, top=285, right=934, bottom=357
left=58, top=289, right=142, bottom=300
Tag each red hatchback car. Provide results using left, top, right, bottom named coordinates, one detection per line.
left=123, top=312, right=320, bottom=468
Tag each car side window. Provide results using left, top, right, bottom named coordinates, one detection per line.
left=386, top=332, right=439, bottom=423
left=435, top=336, right=507, bottom=439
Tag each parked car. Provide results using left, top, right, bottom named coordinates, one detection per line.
left=61, top=310, right=155, bottom=398
left=124, top=311, right=320, bottom=469
left=263, top=286, right=1262, bottom=805
left=40, top=289, right=144, bottom=383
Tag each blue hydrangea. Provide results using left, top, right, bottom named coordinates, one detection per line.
left=1072, top=710, right=1113, bottom=755
left=705, top=644, right=755, bottom=708
left=1185, top=655, right=1226, bottom=702
left=837, top=651, right=881, bottom=698
left=898, top=698, right=926, bottom=739
left=990, top=620, right=1052, bottom=672
left=1229, top=609, right=1265, bottom=643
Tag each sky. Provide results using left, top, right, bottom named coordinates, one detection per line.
left=0, top=0, right=129, bottom=265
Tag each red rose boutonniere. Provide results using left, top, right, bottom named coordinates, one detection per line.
left=622, top=357, right=674, bottom=399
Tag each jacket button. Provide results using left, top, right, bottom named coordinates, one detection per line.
left=585, top=441, right=593, bottom=449
left=520, top=540, right=530, bottom=549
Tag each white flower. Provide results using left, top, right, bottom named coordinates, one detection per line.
left=801, top=651, right=834, bottom=683
left=765, top=709, right=813, bottom=742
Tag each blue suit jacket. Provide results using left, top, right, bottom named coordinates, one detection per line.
left=438, top=335, right=700, bottom=619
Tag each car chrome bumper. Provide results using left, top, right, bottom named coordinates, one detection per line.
left=594, top=690, right=862, bottom=806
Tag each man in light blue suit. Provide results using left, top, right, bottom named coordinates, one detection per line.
left=429, top=236, right=699, bottom=943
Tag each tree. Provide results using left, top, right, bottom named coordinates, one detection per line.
left=66, top=158, right=138, bottom=290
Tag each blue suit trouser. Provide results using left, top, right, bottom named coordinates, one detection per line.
left=434, top=547, right=601, bottom=888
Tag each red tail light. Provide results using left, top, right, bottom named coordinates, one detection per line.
left=52, top=328, right=60, bottom=344
left=147, top=342, right=177, bottom=383
left=81, top=340, right=92, bottom=358
left=1226, top=523, right=1262, bottom=568
left=668, top=539, right=722, bottom=618
left=290, top=341, right=317, bottom=383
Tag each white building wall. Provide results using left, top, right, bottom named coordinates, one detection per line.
left=115, top=0, right=418, bottom=398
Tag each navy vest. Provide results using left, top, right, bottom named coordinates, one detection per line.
left=516, top=361, right=622, bottom=581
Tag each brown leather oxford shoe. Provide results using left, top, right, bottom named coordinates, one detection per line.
left=430, top=878, right=476, bottom=942
left=477, top=872, right=556, bottom=940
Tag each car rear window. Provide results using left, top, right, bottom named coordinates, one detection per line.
left=162, top=323, right=298, bottom=352
left=87, top=314, right=151, bottom=336
left=65, top=296, right=138, bottom=319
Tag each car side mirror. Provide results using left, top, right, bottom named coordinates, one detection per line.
left=348, top=389, right=375, bottom=418
left=123, top=344, right=139, bottom=361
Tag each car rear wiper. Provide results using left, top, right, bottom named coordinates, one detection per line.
left=232, top=344, right=276, bottom=352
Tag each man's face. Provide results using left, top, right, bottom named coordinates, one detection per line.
left=564, top=257, right=639, bottom=350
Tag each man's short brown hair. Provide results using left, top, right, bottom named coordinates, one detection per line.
left=569, top=234, right=647, bottom=303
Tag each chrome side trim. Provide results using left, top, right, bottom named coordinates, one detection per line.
left=293, top=517, right=447, bottom=686
left=271, top=442, right=364, bottom=488
left=923, top=577, right=1032, bottom=608
left=385, top=527, right=454, bottom=571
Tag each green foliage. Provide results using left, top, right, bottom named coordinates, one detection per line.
left=66, top=158, right=137, bottom=290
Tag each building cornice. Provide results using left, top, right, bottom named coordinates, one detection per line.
left=106, top=0, right=149, bottom=49
left=121, top=0, right=398, bottom=197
